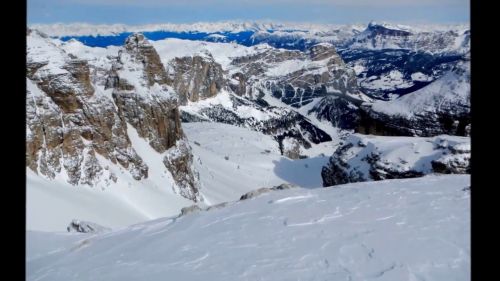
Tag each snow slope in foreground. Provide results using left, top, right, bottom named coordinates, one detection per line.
left=27, top=174, right=470, bottom=281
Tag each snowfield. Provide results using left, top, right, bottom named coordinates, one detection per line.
left=27, top=174, right=470, bottom=281
left=184, top=122, right=331, bottom=205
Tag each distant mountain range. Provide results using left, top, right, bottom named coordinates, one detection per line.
left=31, top=21, right=469, bottom=100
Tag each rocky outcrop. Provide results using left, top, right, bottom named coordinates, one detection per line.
left=177, top=183, right=298, bottom=217
left=281, top=138, right=303, bottom=159
left=357, top=106, right=470, bottom=137
left=27, top=31, right=201, bottom=202
left=321, top=134, right=470, bottom=187
left=27, top=31, right=147, bottom=185
left=168, top=55, right=225, bottom=104
left=32, top=60, right=93, bottom=113
left=163, top=140, right=201, bottom=201
left=239, top=183, right=297, bottom=200
left=108, top=33, right=185, bottom=152
left=228, top=72, right=247, bottom=96
left=106, top=33, right=201, bottom=200
left=431, top=143, right=471, bottom=174
left=123, top=33, right=171, bottom=86
left=178, top=181, right=296, bottom=217
left=112, top=90, right=183, bottom=153
left=180, top=205, right=202, bottom=216
left=67, top=219, right=111, bottom=233
left=308, top=95, right=361, bottom=130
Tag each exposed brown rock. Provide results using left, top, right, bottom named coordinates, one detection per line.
left=106, top=33, right=201, bottom=200
left=124, top=33, right=171, bottom=86
left=169, top=55, right=225, bottom=104
left=163, top=140, right=201, bottom=202
left=26, top=31, right=149, bottom=185
left=229, top=72, right=247, bottom=96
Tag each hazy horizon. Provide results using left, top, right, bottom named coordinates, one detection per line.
left=28, top=0, right=470, bottom=25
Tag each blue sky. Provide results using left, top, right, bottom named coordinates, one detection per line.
left=28, top=0, right=470, bottom=25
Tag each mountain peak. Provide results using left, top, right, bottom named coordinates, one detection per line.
left=27, top=28, right=50, bottom=39
left=364, top=21, right=412, bottom=37
left=125, top=32, right=149, bottom=47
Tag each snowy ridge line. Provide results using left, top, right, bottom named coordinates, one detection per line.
left=174, top=184, right=297, bottom=219
left=30, top=20, right=469, bottom=37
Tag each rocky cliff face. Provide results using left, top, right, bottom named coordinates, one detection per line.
left=168, top=54, right=225, bottom=105
left=106, top=34, right=184, bottom=153
left=27, top=30, right=201, bottom=202
left=27, top=30, right=146, bottom=185
left=123, top=33, right=171, bottom=87
left=229, top=43, right=364, bottom=108
left=308, top=95, right=362, bottom=130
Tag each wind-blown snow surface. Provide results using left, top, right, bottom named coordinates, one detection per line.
left=27, top=174, right=470, bottom=281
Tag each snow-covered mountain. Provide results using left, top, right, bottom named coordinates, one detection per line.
left=148, top=37, right=363, bottom=155
left=27, top=24, right=470, bottom=229
left=27, top=174, right=470, bottom=281
left=31, top=21, right=469, bottom=54
left=32, top=21, right=469, bottom=102
left=30, top=21, right=366, bottom=38
left=26, top=21, right=470, bottom=280
left=27, top=30, right=204, bottom=231
left=347, top=21, right=469, bottom=53
left=337, top=21, right=468, bottom=100
left=358, top=58, right=470, bottom=136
